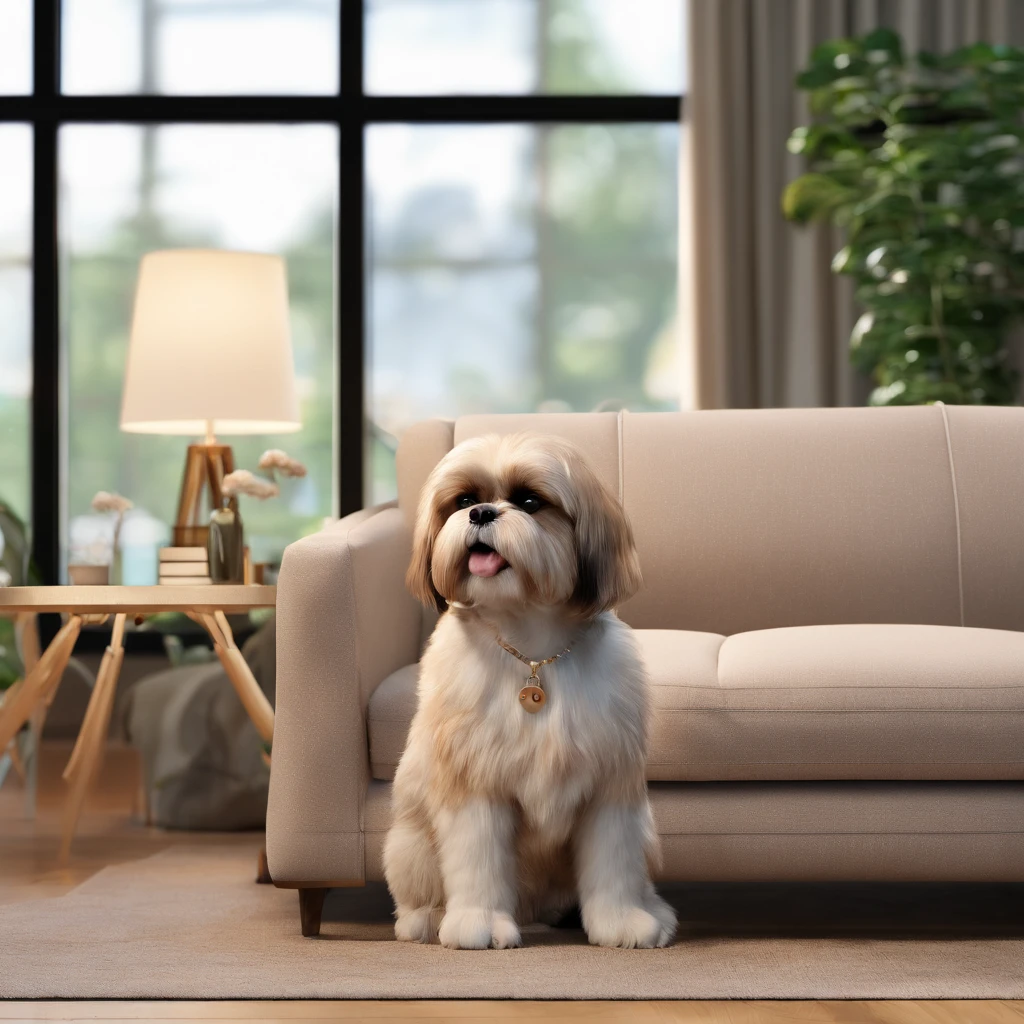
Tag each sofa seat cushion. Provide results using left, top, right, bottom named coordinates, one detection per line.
left=366, top=629, right=724, bottom=782
left=648, top=623, right=1024, bottom=782
left=367, top=624, right=1024, bottom=783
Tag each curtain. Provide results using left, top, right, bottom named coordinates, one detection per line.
left=685, top=0, right=1024, bottom=410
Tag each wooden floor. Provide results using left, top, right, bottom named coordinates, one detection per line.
left=2, top=744, right=1022, bottom=1024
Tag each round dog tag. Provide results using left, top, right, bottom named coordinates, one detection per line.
left=518, top=685, right=546, bottom=713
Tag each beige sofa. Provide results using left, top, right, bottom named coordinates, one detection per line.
left=267, top=406, right=1024, bottom=936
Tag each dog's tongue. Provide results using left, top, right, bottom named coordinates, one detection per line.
left=468, top=549, right=508, bottom=578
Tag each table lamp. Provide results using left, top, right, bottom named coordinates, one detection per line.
left=120, top=249, right=300, bottom=547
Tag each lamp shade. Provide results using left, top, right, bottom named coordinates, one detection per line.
left=120, top=249, right=301, bottom=435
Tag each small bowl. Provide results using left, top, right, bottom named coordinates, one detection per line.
left=68, top=564, right=110, bottom=586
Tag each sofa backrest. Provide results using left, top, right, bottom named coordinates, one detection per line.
left=395, top=406, right=1024, bottom=635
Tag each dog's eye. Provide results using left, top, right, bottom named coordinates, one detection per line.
left=456, top=494, right=478, bottom=510
left=511, top=490, right=543, bottom=514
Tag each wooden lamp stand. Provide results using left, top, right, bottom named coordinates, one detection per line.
left=172, top=439, right=238, bottom=548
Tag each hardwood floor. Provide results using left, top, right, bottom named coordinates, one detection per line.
left=2, top=743, right=1022, bottom=1023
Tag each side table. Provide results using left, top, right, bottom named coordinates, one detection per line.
left=0, top=585, right=276, bottom=860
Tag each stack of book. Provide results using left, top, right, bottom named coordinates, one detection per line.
left=158, top=546, right=211, bottom=586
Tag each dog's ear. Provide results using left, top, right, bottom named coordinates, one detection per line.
left=568, top=452, right=642, bottom=616
left=406, top=488, right=448, bottom=613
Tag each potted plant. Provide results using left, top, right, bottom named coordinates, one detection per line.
left=783, top=29, right=1024, bottom=405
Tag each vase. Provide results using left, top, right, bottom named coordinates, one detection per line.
left=208, top=503, right=244, bottom=584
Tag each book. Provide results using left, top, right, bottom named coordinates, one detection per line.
left=158, top=561, right=209, bottom=577
left=158, top=576, right=213, bottom=586
left=159, top=546, right=207, bottom=562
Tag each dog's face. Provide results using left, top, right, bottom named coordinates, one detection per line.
left=407, top=432, right=642, bottom=616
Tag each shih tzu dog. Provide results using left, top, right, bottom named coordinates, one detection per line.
left=383, top=432, right=676, bottom=950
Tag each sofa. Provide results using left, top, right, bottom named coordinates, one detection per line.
left=267, top=405, right=1024, bottom=936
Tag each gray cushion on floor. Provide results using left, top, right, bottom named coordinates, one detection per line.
left=124, top=618, right=275, bottom=831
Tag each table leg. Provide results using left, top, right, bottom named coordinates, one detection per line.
left=199, top=611, right=274, bottom=744
left=62, top=616, right=120, bottom=782
left=59, top=613, right=126, bottom=862
left=0, top=616, right=82, bottom=754
left=16, top=613, right=41, bottom=673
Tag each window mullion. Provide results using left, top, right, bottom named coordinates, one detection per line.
left=337, top=0, right=365, bottom=514
left=30, top=0, right=61, bottom=586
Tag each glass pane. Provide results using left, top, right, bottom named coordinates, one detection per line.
left=367, top=122, right=679, bottom=504
left=366, top=0, right=685, bottom=95
left=0, top=125, right=32, bottom=528
left=62, top=0, right=339, bottom=95
left=60, top=124, right=337, bottom=579
left=0, top=0, right=32, bottom=93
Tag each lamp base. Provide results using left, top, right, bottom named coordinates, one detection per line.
left=173, top=442, right=237, bottom=548
left=171, top=524, right=213, bottom=548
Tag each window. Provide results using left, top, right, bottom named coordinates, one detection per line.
left=61, top=124, right=338, bottom=567
left=62, top=0, right=340, bottom=95
left=367, top=123, right=679, bottom=503
left=0, top=0, right=32, bottom=94
left=2, top=0, right=684, bottom=583
left=365, top=0, right=685, bottom=95
left=0, top=125, right=32, bottom=524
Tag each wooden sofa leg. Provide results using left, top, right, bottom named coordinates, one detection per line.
left=256, top=846, right=272, bottom=885
left=299, top=887, right=328, bottom=937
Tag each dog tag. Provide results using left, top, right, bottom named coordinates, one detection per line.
left=519, top=685, right=546, bottom=713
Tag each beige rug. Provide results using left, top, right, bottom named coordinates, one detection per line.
left=2, top=840, right=1023, bottom=1000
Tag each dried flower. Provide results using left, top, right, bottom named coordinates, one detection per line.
left=222, top=470, right=280, bottom=501
left=258, top=449, right=308, bottom=478
left=91, top=491, right=134, bottom=514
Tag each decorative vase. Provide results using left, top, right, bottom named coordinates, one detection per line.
left=208, top=502, right=244, bottom=584
left=68, top=564, right=110, bottom=585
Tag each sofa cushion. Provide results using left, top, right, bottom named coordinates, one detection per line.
left=650, top=623, right=1024, bottom=782
left=366, top=630, right=725, bottom=782
left=367, top=624, right=1024, bottom=783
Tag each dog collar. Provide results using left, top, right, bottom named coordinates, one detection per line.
left=494, top=636, right=572, bottom=714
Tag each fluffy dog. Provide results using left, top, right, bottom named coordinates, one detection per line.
left=383, top=432, right=677, bottom=950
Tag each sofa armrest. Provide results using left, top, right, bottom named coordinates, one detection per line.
left=266, top=504, right=420, bottom=885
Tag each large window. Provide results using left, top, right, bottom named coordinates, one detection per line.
left=0, top=125, right=32, bottom=525
left=1, top=0, right=684, bottom=583
left=61, top=123, right=338, bottom=566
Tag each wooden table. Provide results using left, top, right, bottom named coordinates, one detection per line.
left=0, top=585, right=276, bottom=860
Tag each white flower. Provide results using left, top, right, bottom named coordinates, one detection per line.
left=91, top=491, right=134, bottom=514
left=0, top=567, right=11, bottom=587
left=257, top=449, right=308, bottom=478
left=221, top=470, right=280, bottom=500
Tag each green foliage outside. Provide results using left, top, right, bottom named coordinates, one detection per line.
left=783, top=29, right=1024, bottom=406
left=0, top=498, right=40, bottom=689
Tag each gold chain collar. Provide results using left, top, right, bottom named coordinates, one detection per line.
left=494, top=635, right=573, bottom=713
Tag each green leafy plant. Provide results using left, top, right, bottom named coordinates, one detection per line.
left=0, top=498, right=40, bottom=691
left=783, top=29, right=1024, bottom=405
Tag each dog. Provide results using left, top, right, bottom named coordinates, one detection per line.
left=383, top=431, right=677, bottom=950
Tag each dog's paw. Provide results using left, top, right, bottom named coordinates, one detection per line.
left=395, top=905, right=442, bottom=943
left=644, top=891, right=678, bottom=947
left=438, top=907, right=522, bottom=950
left=583, top=903, right=670, bottom=949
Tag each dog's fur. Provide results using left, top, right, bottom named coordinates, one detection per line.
left=383, top=432, right=677, bottom=950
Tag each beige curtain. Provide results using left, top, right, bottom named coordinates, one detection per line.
left=685, top=0, right=1024, bottom=410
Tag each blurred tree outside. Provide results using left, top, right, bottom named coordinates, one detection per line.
left=367, top=0, right=681, bottom=501
left=0, top=123, right=32, bottom=526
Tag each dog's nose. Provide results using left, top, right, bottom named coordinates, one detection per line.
left=469, top=504, right=499, bottom=525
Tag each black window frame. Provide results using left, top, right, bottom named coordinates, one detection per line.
left=3, top=0, right=682, bottom=586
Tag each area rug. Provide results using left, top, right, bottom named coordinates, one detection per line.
left=1, top=840, right=1023, bottom=999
